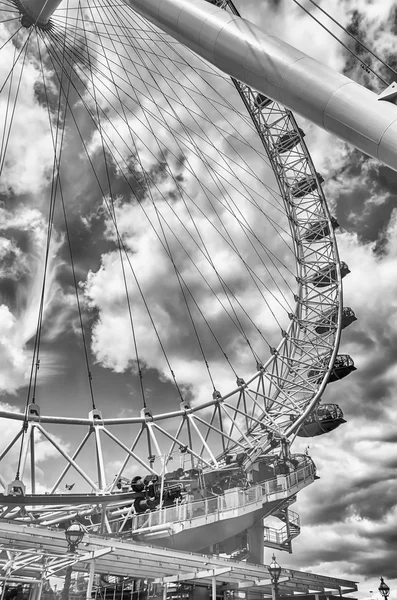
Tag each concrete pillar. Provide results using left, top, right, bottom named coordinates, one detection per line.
left=246, top=520, right=264, bottom=564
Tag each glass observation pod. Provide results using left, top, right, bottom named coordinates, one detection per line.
left=255, top=92, right=273, bottom=109
left=116, top=451, right=314, bottom=517
left=314, top=306, right=357, bottom=335
left=274, top=128, right=306, bottom=154
left=308, top=354, right=357, bottom=385
left=303, top=216, right=340, bottom=242
left=296, top=403, right=346, bottom=437
left=245, top=453, right=315, bottom=483
left=128, top=465, right=248, bottom=514
left=132, top=472, right=184, bottom=513
left=310, top=261, right=350, bottom=288
left=290, top=173, right=324, bottom=198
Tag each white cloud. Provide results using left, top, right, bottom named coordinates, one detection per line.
left=0, top=2, right=396, bottom=593
left=0, top=205, right=67, bottom=394
left=0, top=24, right=55, bottom=195
left=0, top=237, right=28, bottom=279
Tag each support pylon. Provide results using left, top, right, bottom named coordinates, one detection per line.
left=125, top=0, right=397, bottom=173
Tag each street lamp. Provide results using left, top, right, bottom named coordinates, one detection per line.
left=65, top=521, right=84, bottom=553
left=268, top=554, right=282, bottom=600
left=379, top=578, right=390, bottom=600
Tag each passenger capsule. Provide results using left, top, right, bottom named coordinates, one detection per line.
left=134, top=497, right=157, bottom=513
left=308, top=354, right=356, bottom=385
left=303, top=216, right=339, bottom=242
left=274, top=128, right=305, bottom=153
left=314, top=306, right=357, bottom=335
left=255, top=93, right=272, bottom=108
left=328, top=354, right=357, bottom=382
left=130, top=475, right=144, bottom=492
left=297, top=404, right=346, bottom=437
left=290, top=173, right=324, bottom=198
left=310, top=261, right=350, bottom=287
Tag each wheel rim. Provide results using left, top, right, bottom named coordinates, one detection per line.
left=0, top=0, right=342, bottom=517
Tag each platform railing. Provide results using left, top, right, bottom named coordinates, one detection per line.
left=126, top=462, right=315, bottom=534
left=263, top=509, right=300, bottom=546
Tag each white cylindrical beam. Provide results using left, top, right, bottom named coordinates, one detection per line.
left=125, top=0, right=397, bottom=172
left=17, top=0, right=63, bottom=26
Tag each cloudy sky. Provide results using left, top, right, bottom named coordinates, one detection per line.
left=251, top=0, right=397, bottom=596
left=0, top=0, right=396, bottom=597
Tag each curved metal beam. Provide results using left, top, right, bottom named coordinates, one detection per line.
left=125, top=0, right=397, bottom=172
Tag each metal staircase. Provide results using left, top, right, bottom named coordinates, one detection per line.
left=229, top=547, right=251, bottom=561
left=263, top=497, right=301, bottom=553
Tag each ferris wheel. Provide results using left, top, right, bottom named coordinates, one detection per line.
left=0, top=0, right=363, bottom=559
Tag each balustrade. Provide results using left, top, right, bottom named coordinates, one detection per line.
left=126, top=462, right=315, bottom=533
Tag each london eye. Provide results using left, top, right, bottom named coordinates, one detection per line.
left=0, top=0, right=393, bottom=594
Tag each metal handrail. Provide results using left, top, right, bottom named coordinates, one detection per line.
left=263, top=509, right=301, bottom=546
left=126, top=462, right=315, bottom=533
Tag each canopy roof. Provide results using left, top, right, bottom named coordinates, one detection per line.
left=0, top=521, right=357, bottom=597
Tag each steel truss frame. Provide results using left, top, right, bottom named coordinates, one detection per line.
left=0, top=522, right=358, bottom=598
left=0, top=0, right=343, bottom=527
left=0, top=458, right=316, bottom=541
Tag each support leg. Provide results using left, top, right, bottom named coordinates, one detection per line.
left=36, top=581, right=43, bottom=600
left=86, top=560, right=96, bottom=600
left=247, top=520, right=264, bottom=565
left=211, top=578, right=216, bottom=600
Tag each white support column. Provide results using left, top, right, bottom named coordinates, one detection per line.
left=30, top=426, right=36, bottom=495
left=86, top=560, right=96, bottom=600
left=36, top=581, right=43, bottom=600
left=0, top=580, right=7, bottom=600
left=93, top=428, right=106, bottom=492
left=211, top=577, right=217, bottom=600
left=19, top=424, right=32, bottom=480
left=28, top=581, right=42, bottom=600
left=125, top=0, right=397, bottom=173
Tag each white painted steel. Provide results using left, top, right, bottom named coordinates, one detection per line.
left=0, top=0, right=345, bottom=538
left=18, top=0, right=62, bottom=24
left=86, top=560, right=96, bottom=600
left=125, top=0, right=397, bottom=172
left=0, top=522, right=358, bottom=593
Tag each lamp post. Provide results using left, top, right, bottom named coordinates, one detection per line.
left=268, top=554, right=282, bottom=600
left=65, top=521, right=84, bottom=553
left=379, top=578, right=390, bottom=600
left=61, top=522, right=84, bottom=600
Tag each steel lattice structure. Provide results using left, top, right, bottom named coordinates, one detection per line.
left=0, top=0, right=357, bottom=559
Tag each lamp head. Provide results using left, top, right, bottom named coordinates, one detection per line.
left=268, top=554, right=282, bottom=583
left=379, top=578, right=390, bottom=599
left=65, top=521, right=84, bottom=553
